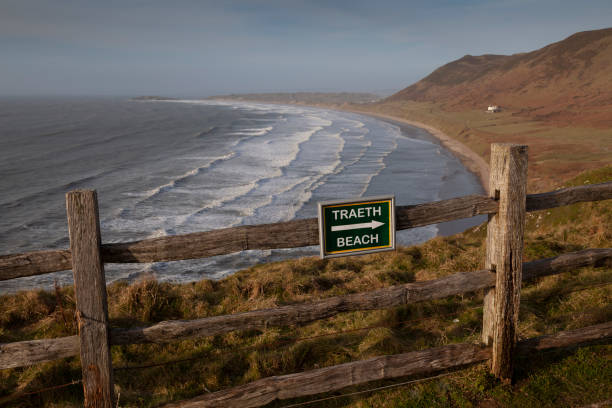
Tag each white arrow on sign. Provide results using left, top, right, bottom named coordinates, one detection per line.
left=331, top=220, right=385, bottom=232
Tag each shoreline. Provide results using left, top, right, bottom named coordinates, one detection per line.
left=211, top=98, right=491, bottom=237
left=355, top=113, right=487, bottom=237
left=344, top=109, right=490, bottom=193
left=212, top=99, right=490, bottom=194
left=274, top=102, right=493, bottom=236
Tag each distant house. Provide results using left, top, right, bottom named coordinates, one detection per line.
left=487, top=105, right=501, bottom=113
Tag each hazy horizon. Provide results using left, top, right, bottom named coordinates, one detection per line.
left=2, top=0, right=611, bottom=97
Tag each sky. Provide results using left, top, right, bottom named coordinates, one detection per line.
left=1, top=0, right=611, bottom=97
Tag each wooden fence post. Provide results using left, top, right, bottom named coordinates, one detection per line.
left=481, top=143, right=528, bottom=381
left=66, top=190, right=114, bottom=407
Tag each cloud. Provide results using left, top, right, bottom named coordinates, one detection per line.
left=1, top=0, right=611, bottom=95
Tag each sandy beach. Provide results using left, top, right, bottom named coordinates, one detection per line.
left=216, top=98, right=492, bottom=236
left=362, top=112, right=488, bottom=236
left=246, top=99, right=491, bottom=194
left=310, top=105, right=492, bottom=236
left=343, top=109, right=490, bottom=193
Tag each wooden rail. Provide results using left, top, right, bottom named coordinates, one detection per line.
left=1, top=182, right=611, bottom=281
left=167, top=344, right=492, bottom=408
left=2, top=248, right=610, bottom=370
left=525, top=182, right=612, bottom=211
left=163, top=322, right=612, bottom=408
left=1, top=144, right=611, bottom=406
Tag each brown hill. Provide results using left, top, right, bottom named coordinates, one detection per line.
left=387, top=28, right=612, bottom=127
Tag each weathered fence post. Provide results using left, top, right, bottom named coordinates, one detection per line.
left=481, top=143, right=528, bottom=381
left=66, top=190, right=114, bottom=407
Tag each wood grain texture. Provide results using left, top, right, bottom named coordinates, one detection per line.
left=1, top=248, right=609, bottom=370
left=162, top=343, right=492, bottom=408
left=101, top=196, right=499, bottom=263
left=526, top=182, right=612, bottom=211
left=395, top=195, right=498, bottom=229
left=0, top=336, right=79, bottom=369
left=0, top=249, right=72, bottom=281
left=516, top=321, right=612, bottom=352
left=108, top=247, right=609, bottom=347
left=66, top=190, right=114, bottom=408
left=2, top=183, right=611, bottom=281
left=482, top=144, right=528, bottom=382
left=162, top=322, right=612, bottom=408
left=0, top=196, right=497, bottom=278
left=522, top=248, right=612, bottom=280
left=101, top=218, right=320, bottom=263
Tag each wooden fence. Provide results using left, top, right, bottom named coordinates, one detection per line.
left=1, top=143, right=611, bottom=408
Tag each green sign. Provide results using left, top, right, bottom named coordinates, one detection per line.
left=318, top=196, right=395, bottom=258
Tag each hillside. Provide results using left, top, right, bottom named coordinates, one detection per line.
left=205, top=29, right=612, bottom=192
left=387, top=28, right=612, bottom=127
left=1, top=167, right=610, bottom=407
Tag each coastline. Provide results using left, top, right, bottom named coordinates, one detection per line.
left=335, top=108, right=490, bottom=194
left=352, top=113, right=488, bottom=237
left=289, top=103, right=493, bottom=236
left=212, top=98, right=491, bottom=237
left=213, top=99, right=490, bottom=194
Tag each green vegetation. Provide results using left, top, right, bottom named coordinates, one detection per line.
left=0, top=167, right=610, bottom=407
left=355, top=100, right=612, bottom=193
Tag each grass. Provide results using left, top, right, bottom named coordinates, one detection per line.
left=0, top=166, right=610, bottom=407
left=352, top=100, right=612, bottom=193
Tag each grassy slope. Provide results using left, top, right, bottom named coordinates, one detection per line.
left=0, top=167, right=610, bottom=407
left=350, top=100, right=612, bottom=193
left=388, top=28, right=612, bottom=128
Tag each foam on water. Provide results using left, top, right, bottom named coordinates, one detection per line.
left=139, top=152, right=237, bottom=203
left=0, top=98, right=484, bottom=293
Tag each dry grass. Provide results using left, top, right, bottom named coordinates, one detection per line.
left=0, top=167, right=610, bottom=407
left=352, top=100, right=612, bottom=193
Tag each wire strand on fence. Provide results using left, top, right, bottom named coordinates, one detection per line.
left=114, top=304, right=483, bottom=371
left=522, top=281, right=611, bottom=304
left=5, top=283, right=607, bottom=403
left=278, top=371, right=458, bottom=407
left=0, top=302, right=483, bottom=403
left=113, top=322, right=393, bottom=371
left=113, top=279, right=609, bottom=370
left=0, top=379, right=82, bottom=404
left=563, top=281, right=611, bottom=294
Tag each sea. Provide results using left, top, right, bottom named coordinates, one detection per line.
left=0, top=97, right=485, bottom=293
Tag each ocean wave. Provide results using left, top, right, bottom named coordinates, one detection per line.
left=226, top=126, right=274, bottom=136
left=175, top=124, right=326, bottom=229
left=195, top=126, right=218, bottom=138
left=273, top=130, right=347, bottom=219
left=117, top=152, right=237, bottom=218
left=358, top=134, right=400, bottom=196
left=0, top=168, right=118, bottom=209
left=113, top=105, right=330, bottom=239
left=245, top=122, right=348, bottom=221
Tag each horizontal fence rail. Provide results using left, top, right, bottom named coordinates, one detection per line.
left=2, top=248, right=610, bottom=370
left=1, top=141, right=611, bottom=408
left=525, top=182, right=612, bottom=211
left=162, top=322, right=612, bottom=408
left=167, top=344, right=492, bottom=408
left=1, top=182, right=611, bottom=282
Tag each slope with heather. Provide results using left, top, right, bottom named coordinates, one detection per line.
left=387, top=28, right=612, bottom=128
